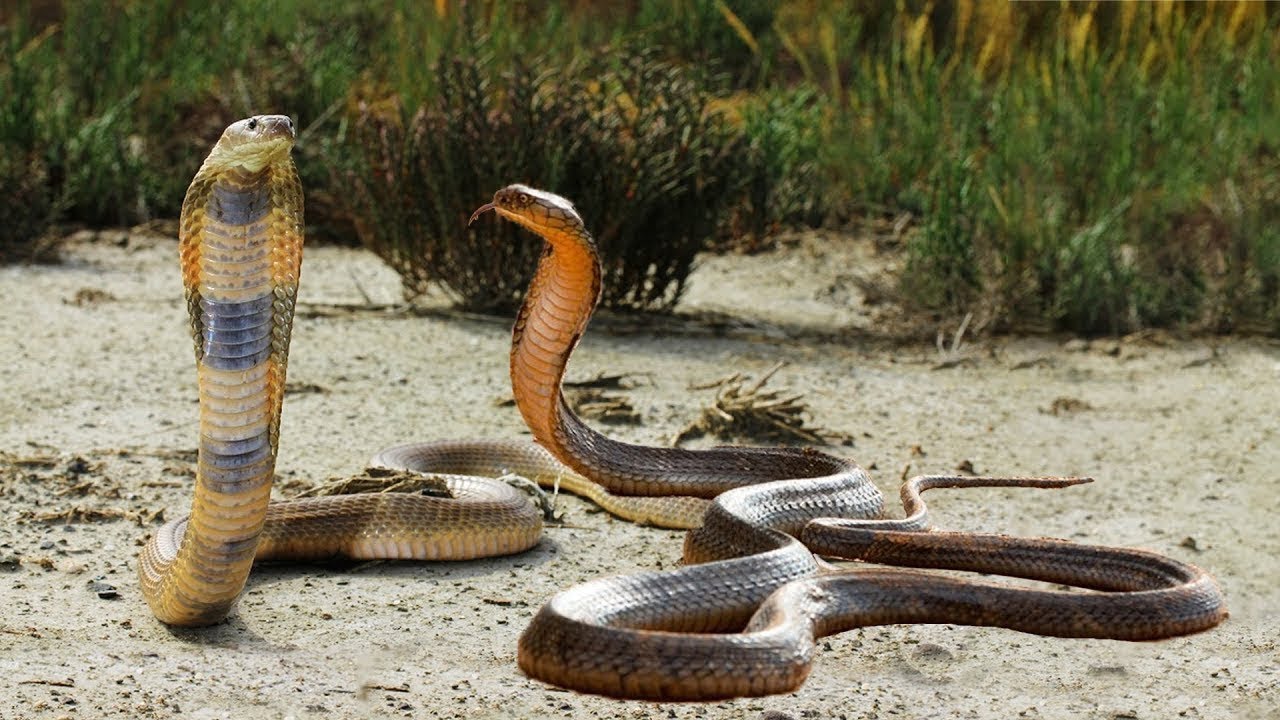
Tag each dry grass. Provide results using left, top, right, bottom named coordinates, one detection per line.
left=673, top=362, right=851, bottom=447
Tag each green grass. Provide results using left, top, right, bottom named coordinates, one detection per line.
left=1, top=1, right=1276, bottom=333
left=825, top=2, right=1280, bottom=334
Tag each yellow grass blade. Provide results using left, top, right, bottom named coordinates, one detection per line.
left=905, top=8, right=932, bottom=72
left=715, top=0, right=760, bottom=55
left=1068, top=9, right=1094, bottom=68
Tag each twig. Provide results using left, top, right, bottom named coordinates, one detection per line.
left=347, top=268, right=376, bottom=306
left=18, top=679, right=74, bottom=687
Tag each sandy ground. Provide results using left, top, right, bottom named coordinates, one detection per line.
left=1, top=231, right=1277, bottom=720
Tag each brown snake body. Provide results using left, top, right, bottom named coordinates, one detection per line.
left=138, top=122, right=1225, bottom=700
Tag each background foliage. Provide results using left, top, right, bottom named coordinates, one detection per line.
left=2, top=0, right=1277, bottom=332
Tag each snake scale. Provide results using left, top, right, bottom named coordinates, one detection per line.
left=139, top=116, right=1226, bottom=700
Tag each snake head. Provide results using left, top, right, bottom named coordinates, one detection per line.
left=207, top=115, right=297, bottom=173
left=470, top=184, right=586, bottom=239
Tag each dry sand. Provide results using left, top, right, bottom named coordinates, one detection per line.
left=1, top=231, right=1276, bottom=720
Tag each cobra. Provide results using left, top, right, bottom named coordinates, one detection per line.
left=469, top=184, right=1227, bottom=701
left=139, top=119, right=710, bottom=627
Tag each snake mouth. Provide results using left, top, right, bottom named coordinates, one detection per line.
left=253, top=115, right=295, bottom=141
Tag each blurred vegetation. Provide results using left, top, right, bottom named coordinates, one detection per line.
left=1, top=0, right=1277, bottom=333
left=834, top=1, right=1280, bottom=335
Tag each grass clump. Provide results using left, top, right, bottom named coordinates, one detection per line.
left=337, top=47, right=753, bottom=312
left=0, top=0, right=370, bottom=245
left=0, top=17, right=56, bottom=260
left=825, top=1, right=1280, bottom=335
left=0, top=150, right=54, bottom=262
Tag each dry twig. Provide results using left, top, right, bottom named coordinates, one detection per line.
left=562, top=372, right=647, bottom=425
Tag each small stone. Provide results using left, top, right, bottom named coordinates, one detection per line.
left=90, top=580, right=119, bottom=599
left=913, top=643, right=954, bottom=662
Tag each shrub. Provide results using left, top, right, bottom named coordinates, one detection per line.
left=901, top=156, right=980, bottom=314
left=723, top=88, right=828, bottom=248
left=336, top=49, right=754, bottom=313
left=827, top=1, right=1280, bottom=335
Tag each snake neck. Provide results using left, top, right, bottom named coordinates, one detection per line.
left=507, top=224, right=869, bottom=501
left=510, top=230, right=602, bottom=451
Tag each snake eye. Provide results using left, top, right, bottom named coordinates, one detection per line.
left=517, top=193, right=531, bottom=206
left=247, top=118, right=258, bottom=131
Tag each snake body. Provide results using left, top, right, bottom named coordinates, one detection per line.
left=470, top=185, right=1227, bottom=701
left=138, top=116, right=305, bottom=625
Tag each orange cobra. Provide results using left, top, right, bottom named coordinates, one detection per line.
left=469, top=184, right=1227, bottom=701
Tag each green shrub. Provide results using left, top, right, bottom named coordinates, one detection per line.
left=635, top=0, right=778, bottom=89
left=902, top=156, right=980, bottom=314
left=0, top=14, right=55, bottom=259
left=827, top=2, right=1280, bottom=335
left=336, top=49, right=753, bottom=313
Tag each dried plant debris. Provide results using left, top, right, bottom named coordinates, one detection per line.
left=297, top=467, right=453, bottom=498
left=566, top=388, right=641, bottom=425
left=563, top=373, right=646, bottom=425
left=495, top=373, right=647, bottom=424
left=6, top=450, right=163, bottom=526
left=932, top=312, right=977, bottom=369
left=1, top=451, right=59, bottom=473
left=66, top=287, right=117, bottom=306
left=285, top=381, right=329, bottom=395
left=673, top=362, right=852, bottom=447
left=19, top=506, right=163, bottom=526
left=2, top=452, right=118, bottom=496
left=114, top=447, right=199, bottom=464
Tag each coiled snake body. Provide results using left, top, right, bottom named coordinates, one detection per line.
left=138, top=118, right=547, bottom=625
left=140, top=119, right=1226, bottom=700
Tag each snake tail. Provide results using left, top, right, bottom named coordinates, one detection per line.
left=519, top=474, right=1226, bottom=701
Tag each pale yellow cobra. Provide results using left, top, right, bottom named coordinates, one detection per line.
left=137, top=117, right=702, bottom=627
left=139, top=118, right=1226, bottom=701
